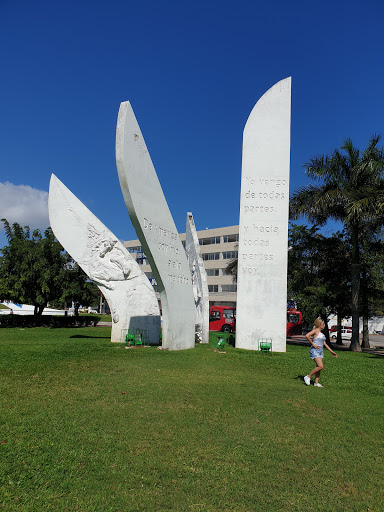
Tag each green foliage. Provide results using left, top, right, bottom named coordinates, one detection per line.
left=0, top=314, right=100, bottom=328
left=290, top=136, right=384, bottom=351
left=0, top=220, right=65, bottom=315
left=0, top=219, right=96, bottom=315
left=0, top=329, right=383, bottom=511
left=224, top=257, right=238, bottom=282
left=288, top=224, right=351, bottom=328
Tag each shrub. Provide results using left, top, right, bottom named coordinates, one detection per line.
left=0, top=314, right=101, bottom=328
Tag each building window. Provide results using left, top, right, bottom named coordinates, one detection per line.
left=221, top=284, right=237, bottom=293
left=222, top=251, right=238, bottom=260
left=206, top=268, right=220, bottom=276
left=202, top=252, right=220, bottom=261
left=208, top=285, right=219, bottom=292
left=199, top=236, right=221, bottom=245
left=127, top=245, right=143, bottom=253
left=223, top=234, right=239, bottom=243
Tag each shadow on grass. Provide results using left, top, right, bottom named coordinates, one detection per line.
left=70, top=335, right=111, bottom=339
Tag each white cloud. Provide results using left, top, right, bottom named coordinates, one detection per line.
left=0, top=182, right=49, bottom=231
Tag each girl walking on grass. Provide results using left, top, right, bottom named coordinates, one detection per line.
left=304, top=317, right=338, bottom=387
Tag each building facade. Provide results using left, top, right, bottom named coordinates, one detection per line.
left=123, top=225, right=239, bottom=308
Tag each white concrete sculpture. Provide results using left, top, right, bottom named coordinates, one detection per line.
left=236, top=77, right=291, bottom=352
left=48, top=174, right=161, bottom=343
left=185, top=212, right=209, bottom=344
left=115, top=102, right=195, bottom=351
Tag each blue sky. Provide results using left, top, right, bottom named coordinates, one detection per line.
left=1, top=0, right=383, bottom=247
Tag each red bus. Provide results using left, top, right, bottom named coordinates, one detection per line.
left=209, top=305, right=303, bottom=335
left=286, top=308, right=303, bottom=336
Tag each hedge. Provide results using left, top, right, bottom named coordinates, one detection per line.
left=0, top=315, right=101, bottom=328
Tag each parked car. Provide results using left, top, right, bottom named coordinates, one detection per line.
left=331, top=328, right=352, bottom=340
left=330, top=325, right=351, bottom=332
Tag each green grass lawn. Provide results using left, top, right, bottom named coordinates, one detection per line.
left=0, top=327, right=383, bottom=512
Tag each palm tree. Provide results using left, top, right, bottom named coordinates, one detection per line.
left=290, top=136, right=384, bottom=351
left=224, top=257, right=238, bottom=283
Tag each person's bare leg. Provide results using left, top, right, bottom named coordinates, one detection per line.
left=307, top=358, right=323, bottom=381
left=314, top=369, right=321, bottom=385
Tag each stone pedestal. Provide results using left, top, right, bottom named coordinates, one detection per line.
left=236, top=78, right=291, bottom=352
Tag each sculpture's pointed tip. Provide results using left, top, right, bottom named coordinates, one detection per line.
left=119, top=100, right=132, bottom=114
left=117, top=101, right=135, bottom=127
left=49, top=173, right=62, bottom=190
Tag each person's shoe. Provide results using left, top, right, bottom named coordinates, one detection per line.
left=314, top=383, right=323, bottom=387
left=304, top=375, right=311, bottom=386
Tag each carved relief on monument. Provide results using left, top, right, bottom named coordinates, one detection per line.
left=48, top=174, right=160, bottom=343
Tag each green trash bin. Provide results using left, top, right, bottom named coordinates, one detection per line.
left=258, top=339, right=272, bottom=353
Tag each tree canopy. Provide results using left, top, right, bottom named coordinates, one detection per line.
left=290, top=136, right=384, bottom=351
left=0, top=219, right=95, bottom=315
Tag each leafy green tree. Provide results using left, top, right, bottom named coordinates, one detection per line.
left=288, top=224, right=351, bottom=344
left=290, top=136, right=384, bottom=351
left=359, top=226, right=384, bottom=347
left=224, top=257, right=238, bottom=283
left=0, top=219, right=94, bottom=315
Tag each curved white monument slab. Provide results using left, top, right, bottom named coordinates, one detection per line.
left=115, top=102, right=195, bottom=351
left=48, top=174, right=161, bottom=343
left=236, top=78, right=291, bottom=352
left=185, top=212, right=209, bottom=344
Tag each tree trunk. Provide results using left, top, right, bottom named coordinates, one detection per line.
left=362, top=315, right=370, bottom=349
left=320, top=312, right=334, bottom=348
left=336, top=314, right=343, bottom=345
left=33, top=303, right=47, bottom=317
left=350, top=224, right=362, bottom=352
left=361, top=271, right=370, bottom=349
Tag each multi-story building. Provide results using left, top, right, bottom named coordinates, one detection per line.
left=123, top=225, right=239, bottom=308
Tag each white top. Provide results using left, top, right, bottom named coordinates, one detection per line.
left=313, top=332, right=325, bottom=348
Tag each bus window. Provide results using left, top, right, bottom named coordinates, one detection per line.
left=287, top=313, right=300, bottom=324
left=210, top=310, right=221, bottom=320
left=223, top=309, right=234, bottom=319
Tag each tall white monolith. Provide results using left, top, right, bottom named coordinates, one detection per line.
left=48, top=174, right=161, bottom=343
left=185, top=212, right=210, bottom=344
left=236, top=78, right=291, bottom=352
left=116, top=102, right=195, bottom=351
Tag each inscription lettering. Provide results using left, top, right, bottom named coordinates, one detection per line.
left=167, top=274, right=190, bottom=285
left=158, top=242, right=180, bottom=255
left=242, top=253, right=274, bottom=261
left=244, top=206, right=275, bottom=213
left=144, top=218, right=178, bottom=240
left=253, top=224, right=278, bottom=233
left=245, top=177, right=288, bottom=188
left=168, top=259, right=181, bottom=270
left=245, top=190, right=285, bottom=200
left=243, top=238, right=269, bottom=246
left=241, top=267, right=260, bottom=276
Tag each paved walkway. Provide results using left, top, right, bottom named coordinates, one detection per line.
left=287, top=334, right=384, bottom=356
left=96, top=322, right=384, bottom=356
